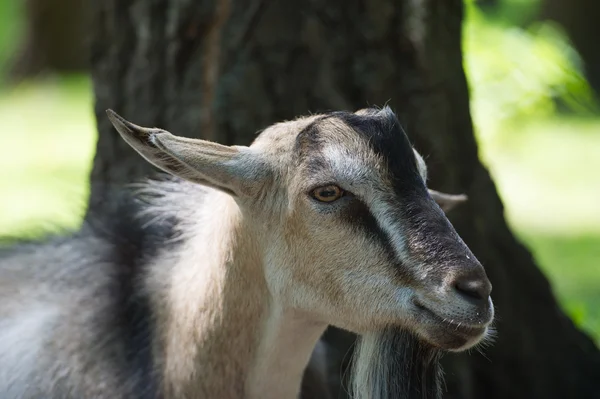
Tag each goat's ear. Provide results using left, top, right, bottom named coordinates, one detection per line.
left=411, top=149, right=467, bottom=212
left=428, top=189, right=468, bottom=213
left=106, top=110, right=267, bottom=197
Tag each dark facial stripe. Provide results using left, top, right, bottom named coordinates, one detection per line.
left=339, top=197, right=414, bottom=280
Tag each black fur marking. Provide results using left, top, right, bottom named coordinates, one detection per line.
left=401, top=198, right=472, bottom=267
left=340, top=198, right=398, bottom=266
left=84, top=188, right=181, bottom=399
left=330, top=107, right=423, bottom=199
left=331, top=108, right=474, bottom=273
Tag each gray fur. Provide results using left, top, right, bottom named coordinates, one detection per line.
left=0, top=186, right=183, bottom=398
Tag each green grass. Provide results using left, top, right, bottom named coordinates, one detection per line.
left=0, top=76, right=96, bottom=236
left=0, top=76, right=598, bottom=347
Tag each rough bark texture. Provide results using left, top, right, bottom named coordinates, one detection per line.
left=542, top=0, right=600, bottom=97
left=89, top=0, right=600, bottom=398
left=88, top=0, right=230, bottom=209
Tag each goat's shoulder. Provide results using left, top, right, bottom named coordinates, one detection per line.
left=0, top=179, right=193, bottom=398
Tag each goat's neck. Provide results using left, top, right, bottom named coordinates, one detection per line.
left=154, top=191, right=326, bottom=399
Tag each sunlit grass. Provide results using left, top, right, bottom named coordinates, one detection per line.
left=0, top=76, right=95, bottom=236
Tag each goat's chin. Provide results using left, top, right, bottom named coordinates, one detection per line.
left=412, top=304, right=492, bottom=351
left=416, top=324, right=488, bottom=352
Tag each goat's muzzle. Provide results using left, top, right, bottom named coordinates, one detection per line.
left=411, top=260, right=494, bottom=351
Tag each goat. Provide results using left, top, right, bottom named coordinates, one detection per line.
left=0, top=106, right=493, bottom=399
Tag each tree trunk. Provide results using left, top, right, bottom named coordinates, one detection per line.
left=89, top=0, right=600, bottom=398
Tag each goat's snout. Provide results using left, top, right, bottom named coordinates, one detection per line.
left=413, top=265, right=494, bottom=351
left=453, top=275, right=492, bottom=305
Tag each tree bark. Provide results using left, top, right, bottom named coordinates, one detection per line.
left=89, top=0, right=600, bottom=398
left=88, top=0, right=230, bottom=210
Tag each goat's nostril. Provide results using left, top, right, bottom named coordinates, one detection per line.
left=454, top=278, right=491, bottom=302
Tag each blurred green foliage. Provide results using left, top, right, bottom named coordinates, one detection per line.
left=465, top=0, right=598, bottom=143
left=0, top=0, right=598, bottom=345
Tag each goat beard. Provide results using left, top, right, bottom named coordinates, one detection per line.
left=351, top=328, right=443, bottom=399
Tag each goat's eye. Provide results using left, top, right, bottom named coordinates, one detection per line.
left=311, top=185, right=344, bottom=203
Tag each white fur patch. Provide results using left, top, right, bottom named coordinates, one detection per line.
left=369, top=197, right=409, bottom=260
left=0, top=304, right=58, bottom=397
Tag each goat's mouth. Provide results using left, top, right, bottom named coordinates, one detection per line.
left=413, top=302, right=491, bottom=351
